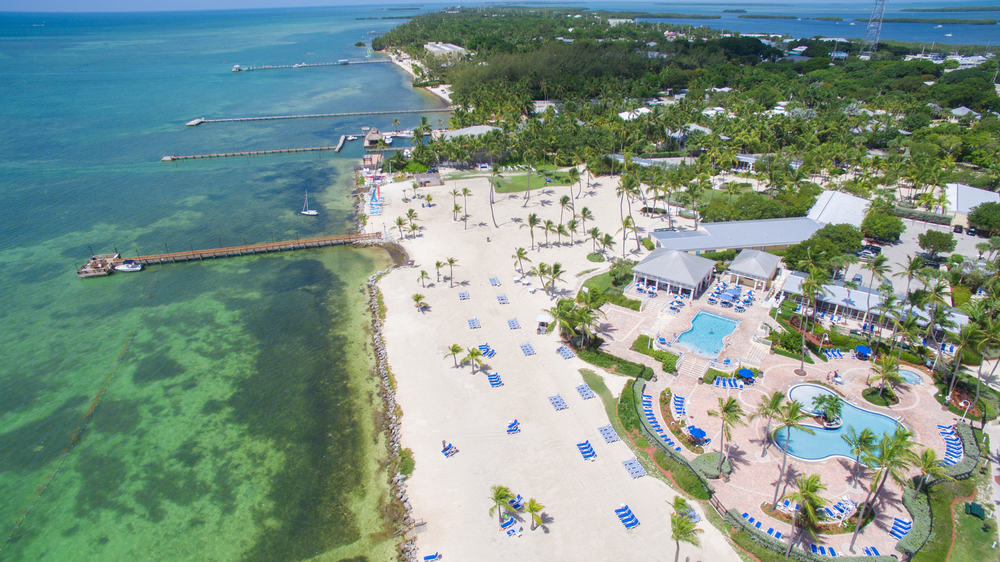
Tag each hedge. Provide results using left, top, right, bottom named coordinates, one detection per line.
left=630, top=334, right=679, bottom=374
left=897, top=487, right=932, bottom=558
left=943, top=422, right=981, bottom=480
left=617, top=381, right=641, bottom=432
left=893, top=206, right=952, bottom=226
left=576, top=346, right=654, bottom=379
left=641, top=237, right=655, bottom=251
left=704, top=368, right=729, bottom=384
left=691, top=452, right=732, bottom=479
left=722, top=509, right=890, bottom=561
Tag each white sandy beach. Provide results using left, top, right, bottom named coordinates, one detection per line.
left=373, top=170, right=741, bottom=560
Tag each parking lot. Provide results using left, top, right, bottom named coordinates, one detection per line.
left=843, top=218, right=990, bottom=293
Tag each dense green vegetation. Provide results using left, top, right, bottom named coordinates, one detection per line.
left=630, top=334, right=679, bottom=373
left=869, top=17, right=999, bottom=24
left=904, top=5, right=1000, bottom=11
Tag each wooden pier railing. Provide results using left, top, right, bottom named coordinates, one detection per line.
left=185, top=107, right=454, bottom=126
left=124, top=232, right=382, bottom=265
left=232, top=59, right=391, bottom=72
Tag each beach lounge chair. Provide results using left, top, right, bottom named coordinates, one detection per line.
left=489, top=277, right=501, bottom=287
left=422, top=553, right=441, bottom=561
left=488, top=373, right=503, bottom=388
left=520, top=343, right=535, bottom=356
left=576, top=384, right=596, bottom=400
left=754, top=521, right=762, bottom=530
left=557, top=345, right=575, bottom=359
left=767, top=528, right=774, bottom=536
left=497, top=295, right=509, bottom=305
left=810, top=545, right=818, bottom=554
left=507, top=318, right=520, bottom=330
left=775, top=531, right=782, bottom=539
left=458, top=291, right=470, bottom=301
left=500, top=514, right=516, bottom=530
left=599, top=424, right=620, bottom=443
left=829, top=547, right=837, bottom=557
left=781, top=499, right=791, bottom=511
left=938, top=424, right=955, bottom=430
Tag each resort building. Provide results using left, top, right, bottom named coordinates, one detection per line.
left=631, top=249, right=715, bottom=297
left=806, top=190, right=871, bottom=228
left=424, top=42, right=466, bottom=58
left=943, top=183, right=1000, bottom=226
left=414, top=172, right=442, bottom=187
left=440, top=125, right=499, bottom=141
left=650, top=217, right=822, bottom=254
left=725, top=250, right=781, bottom=291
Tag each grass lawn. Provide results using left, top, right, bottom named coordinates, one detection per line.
left=494, top=165, right=575, bottom=193
left=951, top=285, right=972, bottom=308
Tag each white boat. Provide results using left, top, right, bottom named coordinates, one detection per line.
left=300, top=191, right=318, bottom=216
left=346, top=135, right=358, bottom=141
left=383, top=136, right=393, bottom=144
left=935, top=25, right=943, bottom=29
left=945, top=33, right=952, bottom=37
left=231, top=64, right=242, bottom=72
left=115, top=260, right=142, bottom=272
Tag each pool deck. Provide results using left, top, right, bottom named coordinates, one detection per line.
left=601, top=290, right=965, bottom=557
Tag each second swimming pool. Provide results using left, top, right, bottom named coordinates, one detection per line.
left=773, top=384, right=903, bottom=461
left=675, top=311, right=739, bottom=358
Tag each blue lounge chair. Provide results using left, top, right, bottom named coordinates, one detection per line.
left=755, top=521, right=762, bottom=530
left=818, top=546, right=826, bottom=555
left=774, top=531, right=782, bottom=539
left=615, top=505, right=632, bottom=517
left=870, top=546, right=880, bottom=555
left=767, top=528, right=774, bottom=536
left=500, top=514, right=515, bottom=530
left=829, top=547, right=837, bottom=557
left=810, top=544, right=818, bottom=554
left=423, top=553, right=441, bottom=561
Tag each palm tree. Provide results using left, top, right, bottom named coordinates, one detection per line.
left=445, top=343, right=463, bottom=368
left=579, top=206, right=594, bottom=233
left=450, top=188, right=460, bottom=208
left=446, top=257, right=458, bottom=288
left=945, top=323, right=981, bottom=402
left=394, top=216, right=406, bottom=239
left=914, top=448, right=953, bottom=492
left=559, top=194, right=572, bottom=227
left=531, top=262, right=552, bottom=292
left=463, top=347, right=484, bottom=375
left=750, top=391, right=785, bottom=456
left=417, top=270, right=429, bottom=287
left=850, top=428, right=915, bottom=551
left=894, top=255, right=925, bottom=303
left=588, top=227, right=601, bottom=253
left=525, top=498, right=545, bottom=530
left=862, top=254, right=890, bottom=343
left=452, top=203, right=462, bottom=222
left=600, top=233, right=616, bottom=257
left=670, top=512, right=703, bottom=562
left=411, top=293, right=426, bottom=313
left=406, top=207, right=419, bottom=229
left=567, top=166, right=581, bottom=203
left=797, top=269, right=828, bottom=373
left=707, top=397, right=746, bottom=473
left=461, top=186, right=472, bottom=219
left=618, top=215, right=636, bottom=258
left=434, top=260, right=444, bottom=283
left=811, top=394, right=843, bottom=423
left=512, top=247, right=530, bottom=275
left=543, top=219, right=555, bottom=246
left=408, top=223, right=419, bottom=238
left=785, top=474, right=828, bottom=557
left=548, top=262, right=565, bottom=296
left=489, top=485, right=514, bottom=524
left=566, top=218, right=579, bottom=245
left=522, top=213, right=540, bottom=250
left=870, top=355, right=903, bottom=398
left=841, top=427, right=876, bottom=485
left=772, top=401, right=814, bottom=508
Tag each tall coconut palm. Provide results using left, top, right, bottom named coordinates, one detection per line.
left=406, top=207, right=419, bottom=229
left=522, top=213, right=540, bottom=250
left=588, top=227, right=602, bottom=253
left=945, top=323, right=982, bottom=402
left=461, top=187, right=472, bottom=218
left=525, top=498, right=545, bottom=530
left=841, top=427, right=876, bottom=485
left=567, top=166, right=581, bottom=204
left=512, top=247, right=531, bottom=275
left=772, top=401, right=814, bottom=508
left=707, top=396, right=746, bottom=473
left=452, top=203, right=462, bottom=222
left=750, top=391, right=786, bottom=456
left=417, top=270, right=429, bottom=287
left=870, top=354, right=903, bottom=399
left=914, top=448, right=953, bottom=492
left=566, top=218, right=579, bottom=245
left=785, top=474, right=828, bottom=557
left=579, top=207, right=594, bottom=233
left=559, top=194, right=572, bottom=227
left=670, top=512, right=703, bottom=562
left=488, top=485, right=514, bottom=524
left=446, top=257, right=458, bottom=288
left=556, top=223, right=569, bottom=246
left=394, top=216, right=406, bottom=239
left=921, top=277, right=952, bottom=372
left=600, top=233, right=616, bottom=257
left=618, top=215, right=637, bottom=258
left=797, top=270, right=829, bottom=373
left=850, top=428, right=915, bottom=551
left=862, top=254, right=890, bottom=343
left=894, top=255, right=925, bottom=304
left=548, top=262, right=566, bottom=296
left=445, top=343, right=463, bottom=368
left=543, top=219, right=556, bottom=246
left=463, top=347, right=484, bottom=375
left=434, top=260, right=444, bottom=283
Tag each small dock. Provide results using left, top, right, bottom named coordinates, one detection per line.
left=231, top=59, right=391, bottom=72
left=162, top=145, right=342, bottom=162
left=78, top=233, right=382, bottom=277
left=185, top=107, right=455, bottom=126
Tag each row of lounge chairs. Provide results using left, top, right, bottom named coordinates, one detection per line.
left=598, top=424, right=620, bottom=443
left=506, top=419, right=520, bottom=435
left=488, top=373, right=503, bottom=388
left=458, top=291, right=470, bottom=301
left=615, top=505, right=640, bottom=529
left=822, top=348, right=846, bottom=360
left=641, top=393, right=683, bottom=452
left=467, top=317, right=481, bottom=329
left=499, top=513, right=523, bottom=537
left=672, top=394, right=687, bottom=417
left=740, top=512, right=784, bottom=539
left=809, top=544, right=838, bottom=557
left=823, top=499, right=856, bottom=522
left=576, top=384, right=596, bottom=400
left=556, top=345, right=575, bottom=359
left=713, top=377, right=744, bottom=389
left=496, top=295, right=509, bottom=305
left=622, top=457, right=646, bottom=479
left=577, top=440, right=597, bottom=461
left=441, top=443, right=459, bottom=458
left=548, top=394, right=568, bottom=411
left=477, top=343, right=496, bottom=358
left=520, top=343, right=536, bottom=356
left=489, top=277, right=501, bottom=287
left=889, top=518, right=912, bottom=540
left=863, top=546, right=882, bottom=556
left=939, top=424, right=964, bottom=466
left=507, top=318, right=520, bottom=330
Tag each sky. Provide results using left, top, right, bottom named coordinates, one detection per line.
left=0, top=0, right=432, bottom=12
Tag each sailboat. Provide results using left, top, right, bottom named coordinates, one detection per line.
left=299, top=191, right=318, bottom=216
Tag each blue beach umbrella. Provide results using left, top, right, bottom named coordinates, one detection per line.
left=855, top=345, right=872, bottom=356
left=688, top=426, right=706, bottom=440
left=738, top=368, right=755, bottom=379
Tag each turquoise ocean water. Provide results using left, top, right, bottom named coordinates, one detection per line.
left=0, top=7, right=443, bottom=560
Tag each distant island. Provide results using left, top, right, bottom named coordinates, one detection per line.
left=722, top=9, right=746, bottom=13
left=857, top=17, right=999, bottom=25
left=813, top=16, right=843, bottom=22
left=903, top=5, right=1000, bottom=12
left=739, top=14, right=798, bottom=20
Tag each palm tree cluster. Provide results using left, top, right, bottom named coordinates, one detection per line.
left=528, top=261, right=566, bottom=296
left=547, top=296, right=604, bottom=348
left=488, top=485, right=545, bottom=531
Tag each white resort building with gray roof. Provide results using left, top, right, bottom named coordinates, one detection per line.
left=631, top=249, right=716, bottom=297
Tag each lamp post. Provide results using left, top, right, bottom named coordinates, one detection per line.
left=959, top=400, right=972, bottom=423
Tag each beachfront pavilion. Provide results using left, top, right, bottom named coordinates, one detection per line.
left=725, top=249, right=781, bottom=291
left=631, top=249, right=715, bottom=298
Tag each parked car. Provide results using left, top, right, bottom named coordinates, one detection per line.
left=862, top=244, right=882, bottom=254
left=966, top=227, right=979, bottom=237
left=851, top=273, right=864, bottom=285
left=953, top=224, right=964, bottom=234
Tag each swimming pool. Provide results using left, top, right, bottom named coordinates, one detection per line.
left=675, top=311, right=739, bottom=358
left=899, top=369, right=923, bottom=385
left=773, top=384, right=903, bottom=461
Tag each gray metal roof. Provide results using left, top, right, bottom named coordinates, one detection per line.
left=633, top=249, right=715, bottom=289
left=807, top=190, right=870, bottom=227
left=650, top=217, right=822, bottom=252
left=441, top=125, right=499, bottom=141
left=945, top=182, right=999, bottom=215
left=727, top=250, right=780, bottom=281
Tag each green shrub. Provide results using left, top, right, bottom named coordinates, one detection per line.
left=635, top=436, right=650, bottom=448
left=618, top=382, right=640, bottom=431
left=691, top=452, right=732, bottom=479
left=399, top=448, right=415, bottom=477
left=893, top=206, right=952, bottom=226
left=630, top=335, right=679, bottom=374
left=652, top=450, right=711, bottom=500
left=700, top=249, right=738, bottom=261
left=641, top=237, right=655, bottom=251
left=703, top=368, right=728, bottom=384
left=898, top=487, right=931, bottom=557
left=586, top=252, right=605, bottom=262
left=944, top=423, right=981, bottom=479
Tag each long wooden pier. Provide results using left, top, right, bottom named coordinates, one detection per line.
left=79, top=233, right=382, bottom=276
left=185, top=107, right=454, bottom=126
left=162, top=144, right=342, bottom=162
left=231, top=59, right=391, bottom=72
